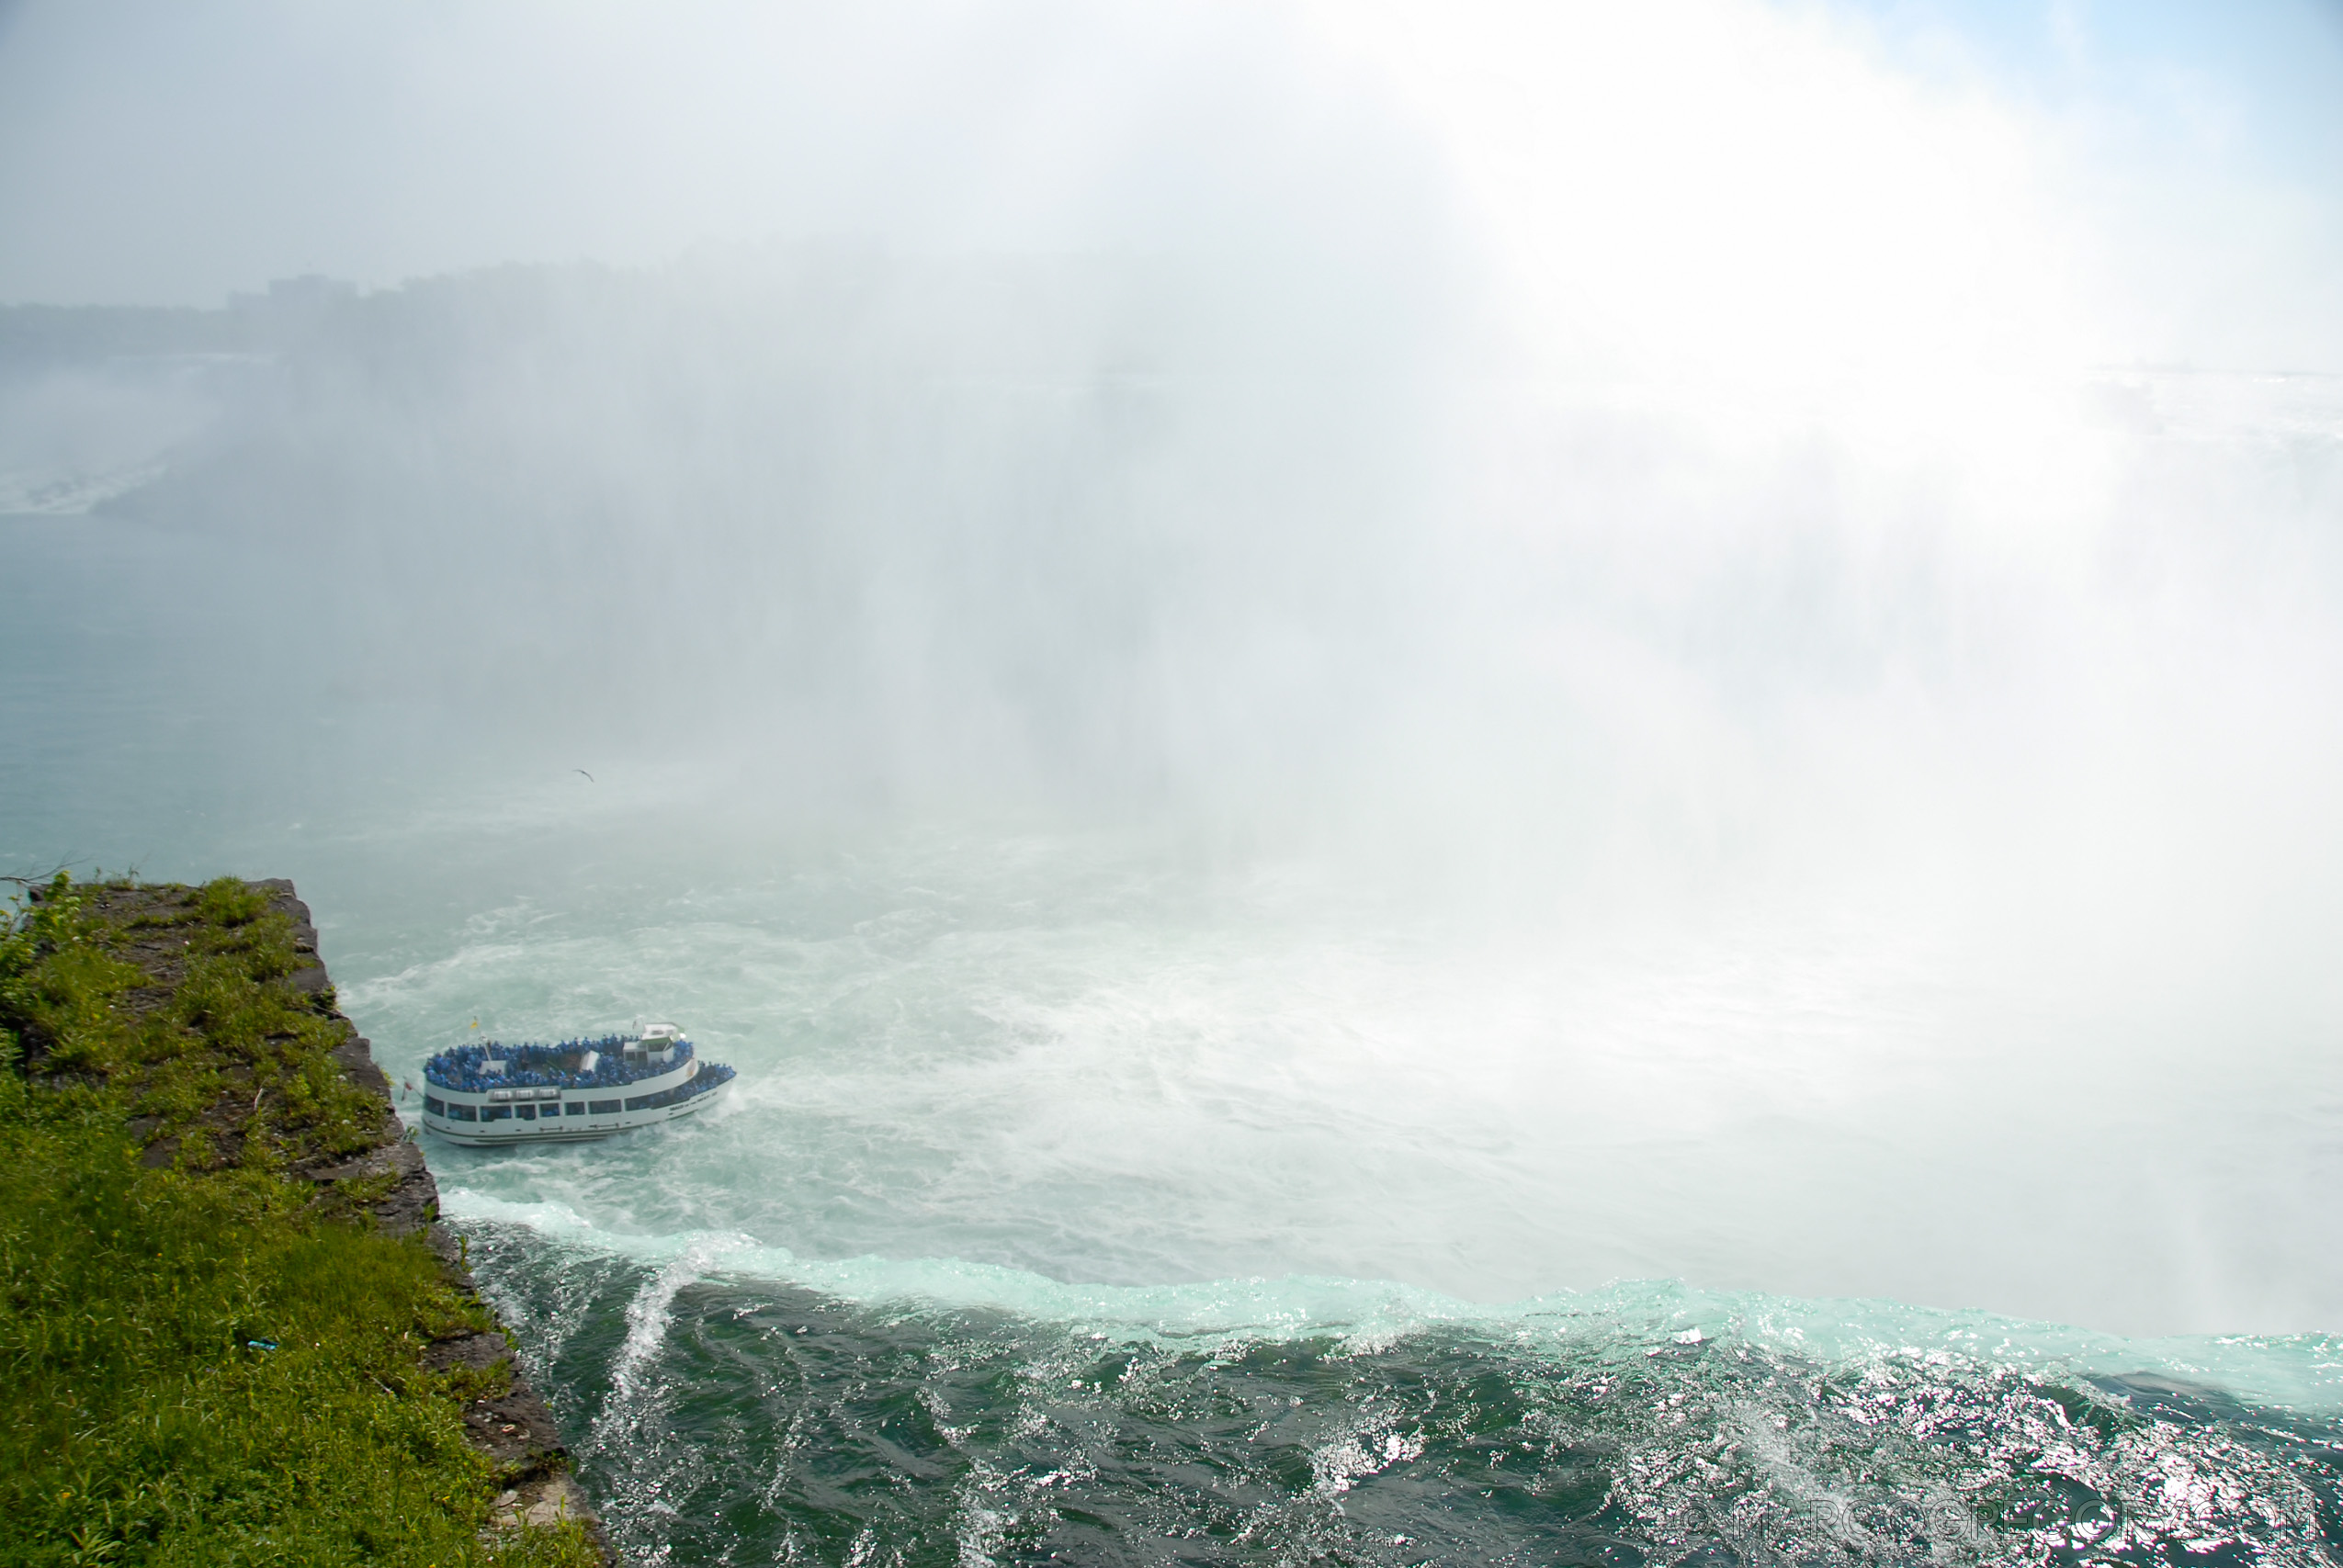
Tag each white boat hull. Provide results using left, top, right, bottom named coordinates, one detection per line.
left=420, top=1078, right=730, bottom=1146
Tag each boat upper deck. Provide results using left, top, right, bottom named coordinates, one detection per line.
left=424, top=1025, right=696, bottom=1095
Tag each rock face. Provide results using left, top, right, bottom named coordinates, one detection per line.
left=250, top=879, right=616, bottom=1562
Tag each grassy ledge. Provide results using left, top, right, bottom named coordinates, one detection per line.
left=0, top=873, right=606, bottom=1568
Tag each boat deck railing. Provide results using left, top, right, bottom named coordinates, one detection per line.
left=424, top=1034, right=696, bottom=1094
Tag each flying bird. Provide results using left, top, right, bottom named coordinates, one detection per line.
left=574, top=768, right=594, bottom=783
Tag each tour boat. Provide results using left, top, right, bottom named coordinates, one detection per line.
left=419, top=1022, right=735, bottom=1146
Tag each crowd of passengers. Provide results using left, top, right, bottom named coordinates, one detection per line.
left=424, top=1034, right=695, bottom=1094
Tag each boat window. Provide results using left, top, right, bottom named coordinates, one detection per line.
left=449, top=1103, right=479, bottom=1122
left=589, top=1100, right=621, bottom=1114
left=485, top=1106, right=513, bottom=1120
left=424, top=1096, right=447, bottom=1115
left=565, top=1102, right=588, bottom=1115
left=516, top=1104, right=537, bottom=1120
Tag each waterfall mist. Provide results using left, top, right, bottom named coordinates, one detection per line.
left=5, top=0, right=2342, bottom=1336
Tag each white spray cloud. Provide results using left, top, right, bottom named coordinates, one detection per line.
left=5, top=0, right=2342, bottom=1332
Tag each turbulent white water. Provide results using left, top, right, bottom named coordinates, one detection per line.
left=314, top=807, right=2333, bottom=1343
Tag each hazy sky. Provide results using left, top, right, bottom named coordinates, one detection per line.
left=1, top=0, right=2337, bottom=370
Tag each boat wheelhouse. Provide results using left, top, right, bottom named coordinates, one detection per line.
left=418, top=1022, right=735, bottom=1146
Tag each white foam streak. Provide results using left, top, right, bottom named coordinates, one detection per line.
left=606, top=1234, right=751, bottom=1404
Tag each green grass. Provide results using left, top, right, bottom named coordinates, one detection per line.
left=0, top=875, right=602, bottom=1568
left=4, top=874, right=383, bottom=1179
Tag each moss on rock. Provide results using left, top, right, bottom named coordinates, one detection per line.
left=0, top=874, right=606, bottom=1568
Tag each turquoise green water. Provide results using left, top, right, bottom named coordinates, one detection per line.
left=470, top=1220, right=2343, bottom=1566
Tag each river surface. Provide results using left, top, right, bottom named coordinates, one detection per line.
left=6, top=369, right=2343, bottom=1564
